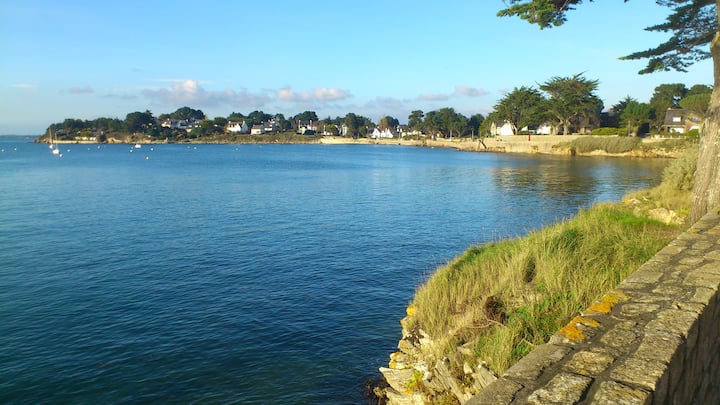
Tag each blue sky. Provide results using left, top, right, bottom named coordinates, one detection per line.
left=0, top=0, right=713, bottom=134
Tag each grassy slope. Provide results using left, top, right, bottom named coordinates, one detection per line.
left=407, top=145, right=697, bottom=377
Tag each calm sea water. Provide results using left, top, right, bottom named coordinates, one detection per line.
left=0, top=138, right=666, bottom=404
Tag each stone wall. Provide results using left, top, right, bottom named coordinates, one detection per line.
left=467, top=207, right=720, bottom=404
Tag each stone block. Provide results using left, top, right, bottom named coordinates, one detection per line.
left=526, top=372, right=592, bottom=405
left=684, top=270, right=720, bottom=288
left=645, top=309, right=698, bottom=338
left=599, top=322, right=639, bottom=353
left=635, top=329, right=682, bottom=364
left=591, top=381, right=650, bottom=405
left=562, top=349, right=615, bottom=377
left=611, top=357, right=667, bottom=391
left=503, top=344, right=572, bottom=382
left=465, top=379, right=522, bottom=405
left=624, top=269, right=664, bottom=284
left=690, top=287, right=717, bottom=305
left=618, top=302, right=660, bottom=318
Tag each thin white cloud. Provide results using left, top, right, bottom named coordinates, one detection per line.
left=313, top=87, right=350, bottom=101
left=454, top=86, right=487, bottom=97
left=418, top=93, right=449, bottom=101
left=276, top=86, right=351, bottom=103
left=142, top=79, right=271, bottom=108
left=68, top=86, right=94, bottom=94
left=11, top=83, right=37, bottom=90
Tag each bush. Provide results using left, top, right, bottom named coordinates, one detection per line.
left=685, top=129, right=700, bottom=142
left=591, top=127, right=621, bottom=136
left=663, top=144, right=698, bottom=191
left=569, top=136, right=641, bottom=154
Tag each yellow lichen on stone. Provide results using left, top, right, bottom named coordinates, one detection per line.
left=558, top=317, right=600, bottom=341
left=588, top=291, right=628, bottom=314
left=406, top=304, right=417, bottom=317
left=573, top=316, right=600, bottom=328
left=559, top=323, right=586, bottom=341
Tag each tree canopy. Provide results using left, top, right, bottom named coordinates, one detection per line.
left=498, top=0, right=717, bottom=75
left=494, top=86, right=547, bottom=134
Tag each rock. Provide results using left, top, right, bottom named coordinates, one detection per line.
left=380, top=367, right=417, bottom=394
left=385, top=388, right=425, bottom=405
left=648, top=208, right=685, bottom=225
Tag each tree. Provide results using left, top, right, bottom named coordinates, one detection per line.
left=170, top=106, right=205, bottom=121
left=378, top=116, right=400, bottom=130
left=408, top=110, right=424, bottom=132
left=125, top=110, right=155, bottom=133
left=498, top=0, right=719, bottom=222
left=621, top=101, right=653, bottom=136
left=680, top=93, right=712, bottom=118
left=294, top=110, right=319, bottom=124
left=494, top=86, right=547, bottom=135
left=680, top=84, right=713, bottom=118
left=468, top=113, right=485, bottom=138
left=540, top=73, right=601, bottom=135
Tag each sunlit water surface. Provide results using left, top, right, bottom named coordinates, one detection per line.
left=0, top=138, right=667, bottom=403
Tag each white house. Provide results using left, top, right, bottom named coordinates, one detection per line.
left=490, top=121, right=516, bottom=136
left=227, top=121, right=249, bottom=134
left=371, top=128, right=395, bottom=139
left=250, top=124, right=264, bottom=135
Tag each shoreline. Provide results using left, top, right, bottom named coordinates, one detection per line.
left=37, top=134, right=685, bottom=158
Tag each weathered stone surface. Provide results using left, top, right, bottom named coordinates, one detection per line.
left=645, top=309, right=698, bottom=337
left=691, top=287, right=715, bottom=305
left=503, top=344, right=572, bottom=382
left=684, top=270, right=720, bottom=288
left=380, top=367, right=416, bottom=393
left=618, top=303, right=661, bottom=317
left=599, top=323, right=639, bottom=351
left=562, top=349, right=615, bottom=377
left=611, top=357, right=666, bottom=391
left=591, top=381, right=650, bottom=405
left=385, top=388, right=425, bottom=405
left=526, top=372, right=592, bottom=405
left=466, top=379, right=522, bottom=405
left=625, top=269, right=664, bottom=284
left=635, top=329, right=682, bottom=363
left=471, top=363, right=498, bottom=391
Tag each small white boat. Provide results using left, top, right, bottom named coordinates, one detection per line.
left=134, top=143, right=142, bottom=149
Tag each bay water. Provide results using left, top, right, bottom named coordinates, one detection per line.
left=0, top=138, right=666, bottom=404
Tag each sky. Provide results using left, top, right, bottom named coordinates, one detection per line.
left=0, top=0, right=713, bottom=135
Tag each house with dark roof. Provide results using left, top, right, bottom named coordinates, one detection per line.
left=662, top=108, right=701, bottom=134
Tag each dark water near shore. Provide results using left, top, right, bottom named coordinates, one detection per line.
left=0, top=138, right=666, bottom=404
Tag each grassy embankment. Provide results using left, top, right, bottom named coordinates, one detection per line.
left=556, top=136, right=690, bottom=156
left=406, top=140, right=697, bottom=378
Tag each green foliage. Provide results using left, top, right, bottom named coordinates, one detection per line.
left=663, top=144, right=699, bottom=191
left=540, top=73, right=602, bottom=135
left=679, top=93, right=711, bottom=118
left=498, top=1, right=715, bottom=78
left=494, top=86, right=547, bottom=134
left=685, top=128, right=700, bottom=142
left=568, top=136, right=641, bottom=154
left=591, top=127, right=621, bottom=136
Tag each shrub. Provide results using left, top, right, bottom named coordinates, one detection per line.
left=591, top=127, right=621, bottom=136
left=663, top=144, right=698, bottom=191
left=569, top=136, right=641, bottom=154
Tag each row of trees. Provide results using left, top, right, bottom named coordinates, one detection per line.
left=487, top=74, right=711, bottom=136
left=47, top=77, right=708, bottom=143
